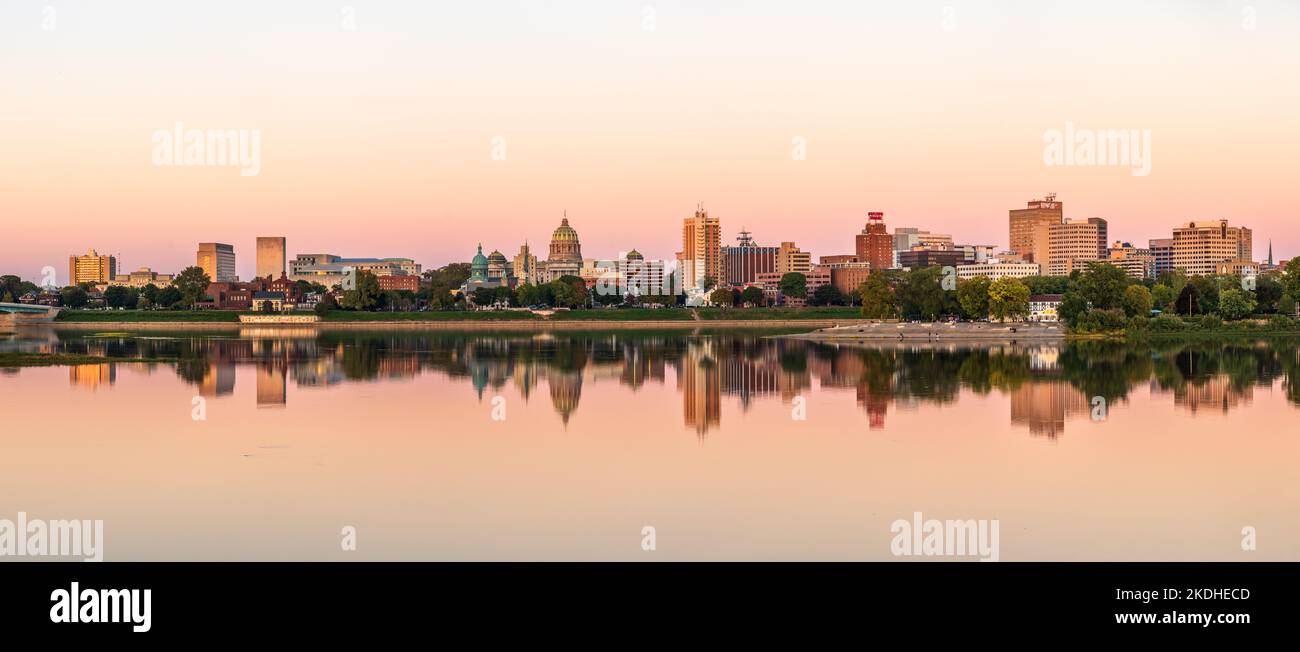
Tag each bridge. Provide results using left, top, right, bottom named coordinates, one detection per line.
left=0, top=302, right=62, bottom=325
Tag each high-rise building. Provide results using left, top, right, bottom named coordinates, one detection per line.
left=855, top=212, right=893, bottom=270
left=197, top=243, right=237, bottom=282
left=776, top=241, right=812, bottom=276
left=68, top=250, right=118, bottom=285
left=1170, top=220, right=1253, bottom=276
left=255, top=237, right=286, bottom=280
left=678, top=206, right=721, bottom=291
left=721, top=229, right=778, bottom=286
left=513, top=242, right=540, bottom=285
left=1148, top=238, right=1174, bottom=278
left=1009, top=194, right=1063, bottom=264
left=1046, top=217, right=1108, bottom=276
left=1107, top=241, right=1155, bottom=279
left=899, top=249, right=966, bottom=269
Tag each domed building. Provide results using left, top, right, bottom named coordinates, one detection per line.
left=545, top=213, right=583, bottom=280
left=460, top=243, right=514, bottom=298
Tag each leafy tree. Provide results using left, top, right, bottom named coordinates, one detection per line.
left=140, top=283, right=161, bottom=304
left=1058, top=291, right=1088, bottom=326
left=1121, top=284, right=1153, bottom=318
left=157, top=286, right=182, bottom=308
left=103, top=285, right=137, bottom=309
left=702, top=276, right=718, bottom=294
left=987, top=277, right=1030, bottom=322
left=338, top=270, right=381, bottom=310
left=740, top=286, right=764, bottom=307
left=135, top=295, right=153, bottom=310
left=1280, top=294, right=1298, bottom=317
left=516, top=282, right=543, bottom=307
left=173, top=266, right=212, bottom=308
left=809, top=284, right=845, bottom=306
left=895, top=267, right=953, bottom=319
left=1021, top=275, right=1069, bottom=296
left=1282, top=258, right=1300, bottom=304
left=314, top=293, right=338, bottom=315
left=1, top=275, right=39, bottom=301
left=1217, top=288, right=1257, bottom=321
left=779, top=273, right=807, bottom=300
left=1150, top=284, right=1175, bottom=312
left=471, top=287, right=497, bottom=307
left=1174, top=284, right=1201, bottom=315
left=858, top=273, right=896, bottom=319
left=957, top=276, right=991, bottom=319
left=551, top=276, right=589, bottom=308
left=259, top=298, right=278, bottom=313
left=1078, top=262, right=1128, bottom=310
left=1254, top=275, right=1283, bottom=314
left=60, top=286, right=90, bottom=308
left=709, top=288, right=734, bottom=306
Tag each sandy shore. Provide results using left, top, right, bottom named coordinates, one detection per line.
left=47, top=318, right=871, bottom=332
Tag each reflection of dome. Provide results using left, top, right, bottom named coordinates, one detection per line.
left=626, top=249, right=643, bottom=261
left=548, top=214, right=583, bottom=264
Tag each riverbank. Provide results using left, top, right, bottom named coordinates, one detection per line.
left=787, top=321, right=1066, bottom=341
left=46, top=318, right=870, bottom=332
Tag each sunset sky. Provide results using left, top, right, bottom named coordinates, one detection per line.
left=3, top=1, right=1298, bottom=282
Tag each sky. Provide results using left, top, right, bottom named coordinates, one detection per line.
left=2, top=1, right=1298, bottom=282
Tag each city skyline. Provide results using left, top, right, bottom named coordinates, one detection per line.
left=4, top=1, right=1298, bottom=281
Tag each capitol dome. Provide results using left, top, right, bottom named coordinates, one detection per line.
left=487, top=250, right=508, bottom=266
left=626, top=249, right=644, bottom=261
left=548, top=214, right=583, bottom=264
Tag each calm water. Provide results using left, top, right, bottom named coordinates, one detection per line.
left=3, top=327, right=1299, bottom=561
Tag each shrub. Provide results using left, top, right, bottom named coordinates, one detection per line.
left=1072, top=308, right=1127, bottom=333
left=1149, top=314, right=1186, bottom=332
left=1268, top=314, right=1296, bottom=331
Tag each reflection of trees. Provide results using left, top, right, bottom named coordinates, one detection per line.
left=43, top=331, right=1300, bottom=427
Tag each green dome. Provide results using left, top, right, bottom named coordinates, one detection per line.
left=471, top=244, right=489, bottom=271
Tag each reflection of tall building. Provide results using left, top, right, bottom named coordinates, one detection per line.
left=69, top=364, right=115, bottom=390
left=1009, top=382, right=1090, bottom=438
left=255, top=363, right=286, bottom=407
left=679, top=341, right=721, bottom=436
left=200, top=363, right=236, bottom=397
left=1168, top=375, right=1249, bottom=414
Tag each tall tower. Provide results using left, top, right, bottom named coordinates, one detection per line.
left=196, top=243, right=237, bottom=282
left=855, top=212, right=893, bottom=270
left=1009, top=194, right=1063, bottom=263
left=679, top=205, right=721, bottom=291
left=255, top=237, right=286, bottom=280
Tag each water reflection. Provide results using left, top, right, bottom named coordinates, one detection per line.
left=5, top=329, right=1300, bottom=437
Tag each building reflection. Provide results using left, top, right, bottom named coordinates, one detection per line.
left=23, top=330, right=1300, bottom=437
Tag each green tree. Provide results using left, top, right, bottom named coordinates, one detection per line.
left=709, top=288, right=734, bottom=306
left=1217, top=288, right=1257, bottom=320
left=59, top=286, right=90, bottom=308
left=857, top=273, right=896, bottom=319
left=895, top=267, right=952, bottom=319
left=809, top=284, right=845, bottom=306
left=740, top=286, right=764, bottom=307
left=103, top=285, right=136, bottom=309
left=987, top=277, right=1030, bottom=322
left=157, top=286, right=182, bottom=308
left=173, top=266, right=212, bottom=308
left=1254, top=275, right=1283, bottom=314
left=1121, top=284, right=1153, bottom=318
left=701, top=276, right=718, bottom=294
left=1078, top=262, right=1128, bottom=310
left=1279, top=294, right=1298, bottom=317
left=1150, top=284, right=1175, bottom=312
left=338, top=270, right=381, bottom=310
left=956, top=276, right=991, bottom=319
left=779, top=273, right=807, bottom=300
left=1058, top=291, right=1088, bottom=326
left=550, top=276, right=589, bottom=308
left=1282, top=258, right=1300, bottom=303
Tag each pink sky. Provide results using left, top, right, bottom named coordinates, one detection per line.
left=3, top=1, right=1298, bottom=281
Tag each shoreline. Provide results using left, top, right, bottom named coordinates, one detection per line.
left=785, top=321, right=1067, bottom=341
left=43, top=318, right=870, bottom=332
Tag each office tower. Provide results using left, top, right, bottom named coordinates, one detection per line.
left=776, top=241, right=812, bottom=275
left=196, top=243, right=237, bottom=282
left=678, top=206, right=721, bottom=290
left=1046, top=217, right=1108, bottom=276
left=721, top=229, right=778, bottom=286
left=1148, top=238, right=1174, bottom=278
left=854, top=212, right=893, bottom=270
left=1009, top=194, right=1063, bottom=264
left=513, top=242, right=540, bottom=285
left=255, top=237, right=286, bottom=280
left=1171, top=220, right=1253, bottom=276
left=68, top=249, right=118, bottom=285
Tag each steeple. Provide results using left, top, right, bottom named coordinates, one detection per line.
left=1268, top=239, right=1274, bottom=266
